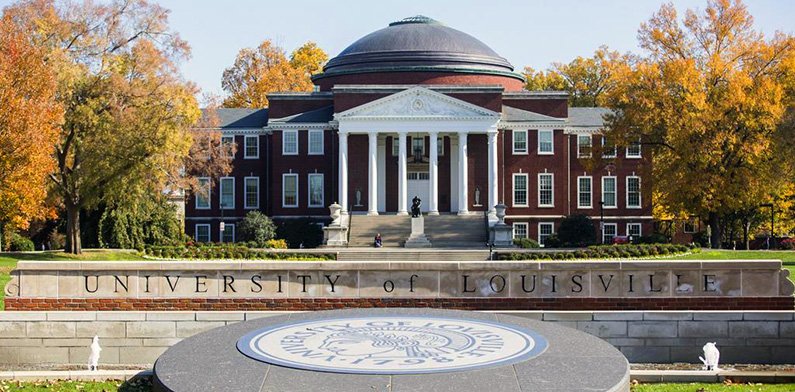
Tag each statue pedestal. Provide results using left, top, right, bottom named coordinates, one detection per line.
left=491, top=223, right=514, bottom=248
left=405, top=216, right=432, bottom=248
left=323, top=225, right=348, bottom=247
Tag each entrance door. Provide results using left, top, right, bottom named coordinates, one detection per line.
left=407, top=172, right=430, bottom=212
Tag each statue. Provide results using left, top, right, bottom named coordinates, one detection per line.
left=699, top=342, right=720, bottom=371
left=355, top=188, right=362, bottom=206
left=411, top=196, right=422, bottom=218
left=474, top=187, right=481, bottom=206
left=88, top=335, right=102, bottom=371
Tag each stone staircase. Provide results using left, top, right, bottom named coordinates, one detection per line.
left=337, top=249, right=491, bottom=261
left=347, top=215, right=411, bottom=247
left=424, top=214, right=488, bottom=248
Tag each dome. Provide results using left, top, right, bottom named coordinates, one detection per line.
left=312, top=16, right=524, bottom=86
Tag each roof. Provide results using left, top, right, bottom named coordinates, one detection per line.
left=502, top=106, right=565, bottom=123
left=268, top=106, right=334, bottom=124
left=200, top=108, right=268, bottom=128
left=566, top=107, right=612, bottom=128
left=314, top=16, right=523, bottom=82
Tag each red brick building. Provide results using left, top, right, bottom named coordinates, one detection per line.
left=185, top=16, right=652, bottom=245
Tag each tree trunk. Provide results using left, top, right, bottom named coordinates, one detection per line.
left=708, top=212, right=721, bottom=249
left=65, top=202, right=82, bottom=254
left=742, top=218, right=750, bottom=250
left=0, top=222, right=4, bottom=252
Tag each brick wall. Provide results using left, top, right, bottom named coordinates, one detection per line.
left=0, top=311, right=792, bottom=365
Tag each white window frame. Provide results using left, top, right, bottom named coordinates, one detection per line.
left=601, top=136, right=616, bottom=158
left=626, top=138, right=642, bottom=158
left=195, top=177, right=211, bottom=210
left=537, top=129, right=554, bottom=155
left=512, top=173, right=529, bottom=207
left=577, top=134, right=592, bottom=158
left=282, top=130, right=298, bottom=155
left=601, top=176, right=617, bottom=209
left=538, top=222, right=554, bottom=246
left=512, top=222, right=528, bottom=239
left=684, top=218, right=698, bottom=234
left=282, top=173, right=299, bottom=208
left=308, top=130, right=324, bottom=155
left=512, top=129, right=528, bottom=155
left=626, top=176, right=642, bottom=209
left=219, top=177, right=235, bottom=209
left=244, top=135, right=259, bottom=159
left=308, top=173, right=324, bottom=208
left=577, top=176, right=593, bottom=209
left=195, top=224, right=211, bottom=243
left=411, top=136, right=425, bottom=155
left=220, top=223, right=235, bottom=243
left=221, top=135, right=235, bottom=158
left=392, top=136, right=400, bottom=156
left=627, top=223, right=642, bottom=239
left=603, top=223, right=618, bottom=244
left=437, top=136, right=444, bottom=156
left=244, top=176, right=259, bottom=209
left=538, top=173, right=554, bottom=208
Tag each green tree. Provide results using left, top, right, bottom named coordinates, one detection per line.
left=98, top=196, right=185, bottom=250
left=238, top=211, right=276, bottom=247
left=556, top=214, right=598, bottom=247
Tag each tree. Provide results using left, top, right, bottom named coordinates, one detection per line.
left=7, top=0, right=201, bottom=253
left=556, top=214, right=598, bottom=247
left=603, top=0, right=795, bottom=248
left=523, top=47, right=626, bottom=107
left=238, top=211, right=276, bottom=247
left=221, top=40, right=327, bottom=108
left=98, top=196, right=184, bottom=250
left=0, top=5, right=62, bottom=249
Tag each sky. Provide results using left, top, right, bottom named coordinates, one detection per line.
left=3, top=0, right=795, bottom=97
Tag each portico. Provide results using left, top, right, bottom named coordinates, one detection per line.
left=335, top=87, right=501, bottom=216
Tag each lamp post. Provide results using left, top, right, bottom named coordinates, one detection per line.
left=760, top=203, right=774, bottom=250
left=219, top=201, right=226, bottom=243
left=599, top=200, right=605, bottom=245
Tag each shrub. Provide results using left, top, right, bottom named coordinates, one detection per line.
left=238, top=211, right=277, bottom=247
left=636, top=233, right=669, bottom=244
left=513, top=238, right=540, bottom=249
left=264, top=239, right=288, bottom=249
left=779, top=238, right=795, bottom=250
left=9, top=233, right=35, bottom=251
left=276, top=218, right=323, bottom=248
left=496, top=243, right=691, bottom=261
left=556, top=215, right=597, bottom=247
left=544, top=234, right=563, bottom=248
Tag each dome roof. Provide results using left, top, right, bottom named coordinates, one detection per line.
left=312, top=16, right=523, bottom=83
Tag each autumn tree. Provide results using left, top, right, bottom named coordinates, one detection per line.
left=222, top=40, right=327, bottom=108
left=523, top=47, right=626, bottom=107
left=6, top=0, right=201, bottom=253
left=603, top=0, right=795, bottom=248
left=0, top=5, right=62, bottom=249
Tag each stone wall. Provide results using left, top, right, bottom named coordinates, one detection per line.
left=0, top=311, right=792, bottom=365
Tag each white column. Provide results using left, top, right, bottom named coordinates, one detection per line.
left=487, top=130, right=499, bottom=217
left=428, top=132, right=439, bottom=215
left=457, top=131, right=469, bottom=215
left=367, top=131, right=378, bottom=216
left=397, top=132, right=408, bottom=215
left=338, top=132, right=348, bottom=213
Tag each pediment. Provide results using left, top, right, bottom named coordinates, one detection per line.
left=335, top=87, right=499, bottom=120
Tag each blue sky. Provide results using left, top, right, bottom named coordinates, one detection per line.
left=4, top=0, right=795, bottom=96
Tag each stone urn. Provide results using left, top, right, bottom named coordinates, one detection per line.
left=495, top=203, right=507, bottom=224
left=329, top=202, right=342, bottom=225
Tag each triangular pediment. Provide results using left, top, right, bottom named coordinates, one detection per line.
left=335, top=87, right=500, bottom=120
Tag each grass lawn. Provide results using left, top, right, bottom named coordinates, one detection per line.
left=0, top=250, right=145, bottom=310
left=0, top=378, right=150, bottom=391
left=679, top=249, right=795, bottom=278
left=633, top=383, right=795, bottom=391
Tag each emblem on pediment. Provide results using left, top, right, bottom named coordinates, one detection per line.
left=337, top=87, right=498, bottom=119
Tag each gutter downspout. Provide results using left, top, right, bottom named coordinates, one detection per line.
left=567, top=133, right=571, bottom=216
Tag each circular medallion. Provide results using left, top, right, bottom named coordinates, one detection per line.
left=237, top=316, right=547, bottom=374
left=411, top=98, right=424, bottom=111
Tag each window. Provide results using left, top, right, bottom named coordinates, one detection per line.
left=537, top=130, right=553, bottom=155
left=626, top=176, right=641, bottom=208
left=244, top=177, right=259, bottom=209
left=282, top=130, right=298, bottom=155
left=392, top=136, right=400, bottom=156
left=684, top=217, right=698, bottom=233
left=513, top=130, right=528, bottom=154
left=221, top=136, right=235, bottom=158
left=627, top=223, right=642, bottom=239
left=602, top=176, right=617, bottom=208
left=437, top=137, right=444, bottom=156
left=626, top=138, right=642, bottom=158
left=538, top=222, right=554, bottom=246
left=513, top=174, right=528, bottom=207
left=408, top=172, right=430, bottom=180
left=602, top=136, right=616, bottom=158
left=195, top=177, right=211, bottom=209
left=308, top=173, right=324, bottom=207
left=221, top=223, right=235, bottom=243
left=538, top=173, right=554, bottom=207
left=513, top=222, right=528, bottom=239
left=577, top=176, right=592, bottom=208
left=244, top=135, right=259, bottom=159
left=195, top=224, right=210, bottom=243
left=411, top=137, right=425, bottom=155
left=219, top=177, right=234, bottom=209
left=603, top=223, right=617, bottom=244
left=282, top=173, right=298, bottom=207
left=577, top=135, right=592, bottom=158
left=308, top=130, right=324, bottom=155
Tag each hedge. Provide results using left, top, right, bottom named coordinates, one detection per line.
left=144, top=244, right=335, bottom=261
left=497, top=243, right=694, bottom=261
